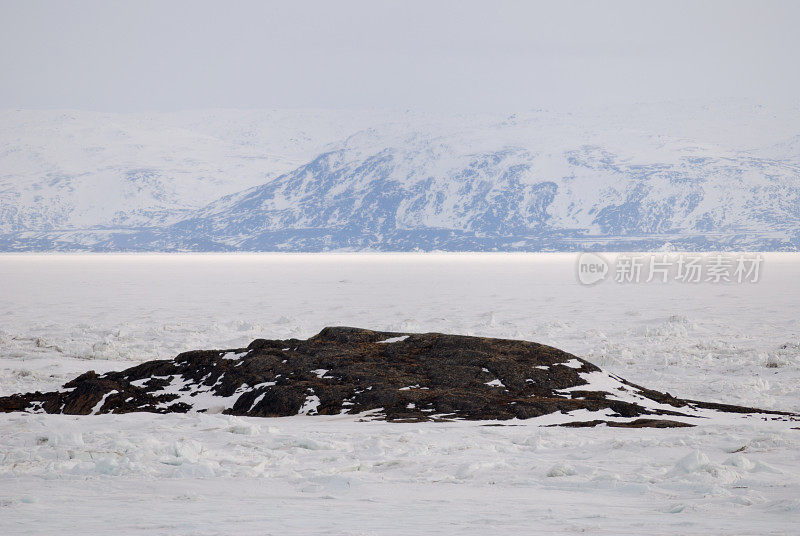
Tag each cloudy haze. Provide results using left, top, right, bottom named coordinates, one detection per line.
left=1, top=0, right=799, bottom=112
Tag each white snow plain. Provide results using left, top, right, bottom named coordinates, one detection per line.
left=1, top=253, right=799, bottom=535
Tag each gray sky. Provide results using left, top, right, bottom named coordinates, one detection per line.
left=1, top=0, right=798, bottom=111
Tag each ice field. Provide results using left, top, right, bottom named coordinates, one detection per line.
left=1, top=253, right=799, bottom=534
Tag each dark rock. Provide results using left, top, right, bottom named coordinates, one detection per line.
left=556, top=418, right=696, bottom=428
left=1, top=327, right=797, bottom=425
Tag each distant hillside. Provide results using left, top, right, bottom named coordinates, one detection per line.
left=1, top=104, right=799, bottom=251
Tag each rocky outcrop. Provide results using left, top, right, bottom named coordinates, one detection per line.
left=1, top=327, right=796, bottom=427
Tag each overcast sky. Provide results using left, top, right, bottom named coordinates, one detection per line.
left=1, top=0, right=798, bottom=112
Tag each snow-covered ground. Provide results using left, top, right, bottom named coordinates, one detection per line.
left=1, top=253, right=799, bottom=534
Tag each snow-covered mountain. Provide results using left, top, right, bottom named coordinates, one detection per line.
left=0, top=109, right=388, bottom=232
left=1, top=105, right=799, bottom=251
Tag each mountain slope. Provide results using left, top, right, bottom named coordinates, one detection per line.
left=148, top=120, right=800, bottom=251
left=1, top=105, right=799, bottom=251
left=0, top=109, right=388, bottom=233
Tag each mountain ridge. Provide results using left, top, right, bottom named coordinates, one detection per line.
left=1, top=105, right=799, bottom=251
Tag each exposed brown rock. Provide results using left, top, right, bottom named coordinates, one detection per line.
left=556, top=418, right=696, bottom=428
left=1, top=327, right=796, bottom=425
